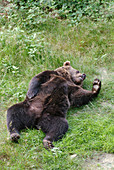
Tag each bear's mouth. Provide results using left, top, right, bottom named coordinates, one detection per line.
left=79, top=74, right=86, bottom=81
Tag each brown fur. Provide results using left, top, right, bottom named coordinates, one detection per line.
left=7, top=61, right=101, bottom=149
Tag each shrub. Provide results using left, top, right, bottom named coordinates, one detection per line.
left=1, top=0, right=112, bottom=29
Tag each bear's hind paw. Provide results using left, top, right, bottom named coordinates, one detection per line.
left=43, top=139, right=54, bottom=150
left=10, top=133, right=20, bottom=143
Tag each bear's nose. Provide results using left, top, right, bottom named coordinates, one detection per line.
left=82, top=74, right=86, bottom=79
left=76, top=71, right=79, bottom=73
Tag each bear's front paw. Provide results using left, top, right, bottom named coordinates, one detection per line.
left=92, top=79, right=101, bottom=94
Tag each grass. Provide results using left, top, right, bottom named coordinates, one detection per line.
left=0, top=3, right=114, bottom=169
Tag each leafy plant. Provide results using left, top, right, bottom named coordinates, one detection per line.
left=1, top=0, right=112, bottom=30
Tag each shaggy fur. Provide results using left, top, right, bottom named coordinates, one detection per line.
left=7, top=61, right=101, bottom=149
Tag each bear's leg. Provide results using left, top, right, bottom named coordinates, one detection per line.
left=7, top=108, right=21, bottom=142
left=7, top=118, right=21, bottom=143
left=7, top=104, right=29, bottom=142
left=40, top=116, right=68, bottom=149
left=70, top=78, right=101, bottom=107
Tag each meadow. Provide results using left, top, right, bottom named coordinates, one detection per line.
left=0, top=1, right=114, bottom=169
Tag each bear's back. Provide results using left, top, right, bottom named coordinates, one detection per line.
left=29, top=75, right=70, bottom=118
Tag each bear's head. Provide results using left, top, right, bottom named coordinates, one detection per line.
left=55, top=61, right=86, bottom=85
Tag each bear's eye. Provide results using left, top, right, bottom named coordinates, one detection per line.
left=76, top=71, right=79, bottom=74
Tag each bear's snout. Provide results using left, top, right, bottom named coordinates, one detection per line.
left=79, top=73, right=86, bottom=81
left=82, top=74, right=86, bottom=80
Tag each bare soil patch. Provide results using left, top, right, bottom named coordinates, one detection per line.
left=83, top=153, right=114, bottom=170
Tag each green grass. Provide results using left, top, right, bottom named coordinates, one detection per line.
left=0, top=5, right=114, bottom=169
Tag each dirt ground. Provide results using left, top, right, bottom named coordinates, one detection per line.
left=83, top=153, right=114, bottom=170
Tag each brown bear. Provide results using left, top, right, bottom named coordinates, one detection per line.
left=7, top=61, right=101, bottom=149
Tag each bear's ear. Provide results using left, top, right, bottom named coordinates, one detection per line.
left=63, top=61, right=70, bottom=66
